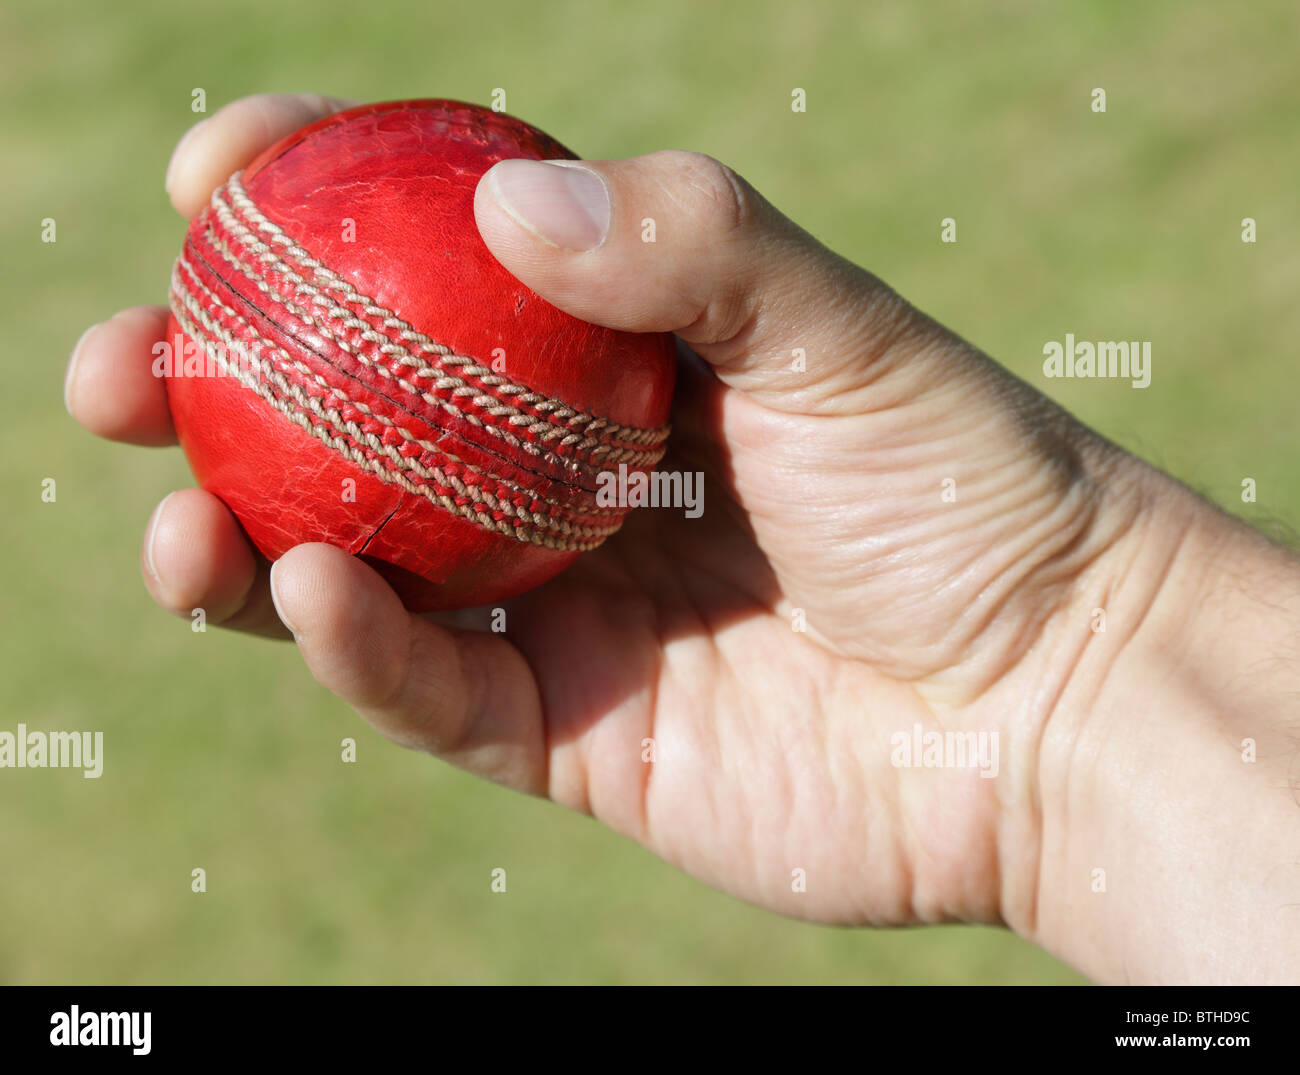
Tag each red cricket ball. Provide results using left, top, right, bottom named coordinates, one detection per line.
left=165, top=99, right=674, bottom=611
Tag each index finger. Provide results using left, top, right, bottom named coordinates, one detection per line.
left=165, top=93, right=355, bottom=218
left=66, top=95, right=358, bottom=444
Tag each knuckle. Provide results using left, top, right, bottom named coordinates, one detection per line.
left=651, top=150, right=756, bottom=237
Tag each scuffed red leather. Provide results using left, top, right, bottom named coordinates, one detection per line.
left=165, top=99, right=675, bottom=611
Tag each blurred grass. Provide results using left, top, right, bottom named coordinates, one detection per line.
left=2, top=0, right=1296, bottom=984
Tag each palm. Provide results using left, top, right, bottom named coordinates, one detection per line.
left=486, top=371, right=1026, bottom=923
left=498, top=514, right=906, bottom=922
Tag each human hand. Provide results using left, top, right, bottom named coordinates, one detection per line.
left=65, top=95, right=1300, bottom=983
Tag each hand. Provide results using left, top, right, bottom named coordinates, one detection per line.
left=66, top=95, right=1300, bottom=983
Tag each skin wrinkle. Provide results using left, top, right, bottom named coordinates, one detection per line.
left=666, top=173, right=779, bottom=350
left=702, top=622, right=766, bottom=900
left=1011, top=559, right=1122, bottom=938
left=734, top=377, right=1100, bottom=686
left=978, top=473, right=1138, bottom=934
left=700, top=249, right=861, bottom=393
left=681, top=287, right=764, bottom=357
left=893, top=720, right=929, bottom=927
left=1025, top=490, right=1189, bottom=951
left=815, top=675, right=845, bottom=897
left=820, top=660, right=882, bottom=913
left=932, top=476, right=1103, bottom=691
left=965, top=530, right=1095, bottom=698
left=646, top=152, right=752, bottom=239
left=746, top=722, right=785, bottom=911
left=604, top=528, right=713, bottom=849
left=593, top=598, right=660, bottom=834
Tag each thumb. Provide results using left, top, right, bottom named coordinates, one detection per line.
left=473, top=149, right=968, bottom=414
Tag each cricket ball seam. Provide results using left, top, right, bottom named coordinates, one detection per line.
left=170, top=263, right=622, bottom=550
left=221, top=173, right=670, bottom=452
left=176, top=251, right=623, bottom=518
left=201, top=208, right=663, bottom=476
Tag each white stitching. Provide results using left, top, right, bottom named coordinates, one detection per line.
left=220, top=174, right=670, bottom=450
left=175, top=254, right=624, bottom=521
left=169, top=263, right=620, bottom=550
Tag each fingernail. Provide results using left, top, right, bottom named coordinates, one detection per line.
left=165, top=119, right=209, bottom=198
left=269, top=559, right=299, bottom=638
left=488, top=159, right=610, bottom=250
left=64, top=323, right=102, bottom=415
left=143, top=492, right=176, bottom=589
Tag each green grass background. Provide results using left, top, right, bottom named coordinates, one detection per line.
left=2, top=0, right=1296, bottom=984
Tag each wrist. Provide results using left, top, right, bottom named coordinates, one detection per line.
left=1028, top=461, right=1300, bottom=982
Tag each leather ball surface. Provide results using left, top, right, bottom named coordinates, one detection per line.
left=165, top=99, right=675, bottom=611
